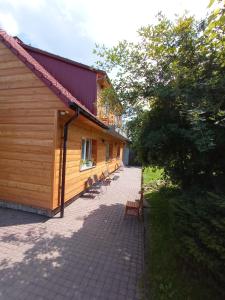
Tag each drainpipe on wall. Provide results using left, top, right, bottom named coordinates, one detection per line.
left=60, top=109, right=80, bottom=218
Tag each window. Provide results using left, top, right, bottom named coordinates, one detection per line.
left=115, top=115, right=121, bottom=127
left=117, top=145, right=120, bottom=158
left=106, top=143, right=110, bottom=161
left=102, top=104, right=110, bottom=116
left=106, top=143, right=113, bottom=161
left=80, top=138, right=97, bottom=170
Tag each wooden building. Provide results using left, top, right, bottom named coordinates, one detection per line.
left=0, top=31, right=128, bottom=216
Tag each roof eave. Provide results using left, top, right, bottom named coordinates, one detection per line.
left=0, top=31, right=111, bottom=132
left=21, top=42, right=106, bottom=75
left=107, top=128, right=130, bottom=143
left=69, top=102, right=109, bottom=130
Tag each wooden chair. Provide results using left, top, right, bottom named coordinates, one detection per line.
left=117, top=162, right=124, bottom=171
left=93, top=174, right=101, bottom=188
left=125, top=189, right=144, bottom=219
left=83, top=177, right=96, bottom=198
left=92, top=174, right=103, bottom=195
left=102, top=170, right=113, bottom=184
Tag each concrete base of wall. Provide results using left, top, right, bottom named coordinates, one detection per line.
left=0, top=192, right=84, bottom=218
left=0, top=199, right=53, bottom=217
left=0, top=168, right=121, bottom=218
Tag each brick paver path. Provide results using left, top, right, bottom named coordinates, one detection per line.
left=0, top=167, right=143, bottom=300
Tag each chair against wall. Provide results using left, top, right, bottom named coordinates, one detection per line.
left=102, top=170, right=113, bottom=183
left=83, top=177, right=96, bottom=199
left=116, top=162, right=124, bottom=171
left=92, top=174, right=104, bottom=196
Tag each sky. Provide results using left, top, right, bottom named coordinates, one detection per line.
left=0, top=0, right=210, bottom=66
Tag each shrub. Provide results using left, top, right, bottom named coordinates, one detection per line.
left=172, top=191, right=225, bottom=288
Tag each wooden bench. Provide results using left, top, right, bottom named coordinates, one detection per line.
left=125, top=189, right=144, bottom=219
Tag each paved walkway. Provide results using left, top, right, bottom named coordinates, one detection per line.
left=0, top=167, right=143, bottom=300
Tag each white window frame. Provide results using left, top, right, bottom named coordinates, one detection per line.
left=80, top=138, right=94, bottom=171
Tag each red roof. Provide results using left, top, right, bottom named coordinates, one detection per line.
left=23, top=44, right=98, bottom=114
left=0, top=30, right=108, bottom=128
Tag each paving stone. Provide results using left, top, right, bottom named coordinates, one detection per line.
left=0, top=167, right=143, bottom=300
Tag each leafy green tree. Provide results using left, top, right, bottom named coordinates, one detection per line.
left=94, top=3, right=225, bottom=189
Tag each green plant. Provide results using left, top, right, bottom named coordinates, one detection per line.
left=80, top=159, right=94, bottom=166
left=172, top=191, right=225, bottom=289
left=144, top=183, right=223, bottom=299
left=98, top=87, right=123, bottom=115
left=95, top=3, right=225, bottom=190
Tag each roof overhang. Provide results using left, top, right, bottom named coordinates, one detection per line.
left=107, top=127, right=130, bottom=143
left=69, top=103, right=108, bottom=129
left=16, top=38, right=106, bottom=75
left=0, top=30, right=109, bottom=130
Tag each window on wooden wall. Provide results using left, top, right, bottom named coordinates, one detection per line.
left=102, top=103, right=110, bottom=116
left=117, top=145, right=120, bottom=158
left=80, top=138, right=97, bottom=170
left=106, top=143, right=113, bottom=161
left=92, top=139, right=97, bottom=164
left=110, top=144, right=113, bottom=159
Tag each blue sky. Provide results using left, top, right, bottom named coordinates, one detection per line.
left=0, top=0, right=210, bottom=67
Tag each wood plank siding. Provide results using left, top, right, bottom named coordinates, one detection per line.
left=0, top=41, right=64, bottom=210
left=0, top=41, right=124, bottom=213
left=52, top=114, right=124, bottom=209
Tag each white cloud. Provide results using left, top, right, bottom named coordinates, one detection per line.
left=0, top=0, right=210, bottom=64
left=0, top=12, right=19, bottom=35
left=2, top=0, right=45, bottom=11
left=60, top=0, right=210, bottom=45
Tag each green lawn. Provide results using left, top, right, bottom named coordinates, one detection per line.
left=143, top=167, right=164, bottom=183
left=143, top=167, right=222, bottom=300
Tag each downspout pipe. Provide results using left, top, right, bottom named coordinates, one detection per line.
left=60, top=109, right=80, bottom=218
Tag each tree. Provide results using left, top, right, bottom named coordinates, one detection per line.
left=94, top=3, right=225, bottom=189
